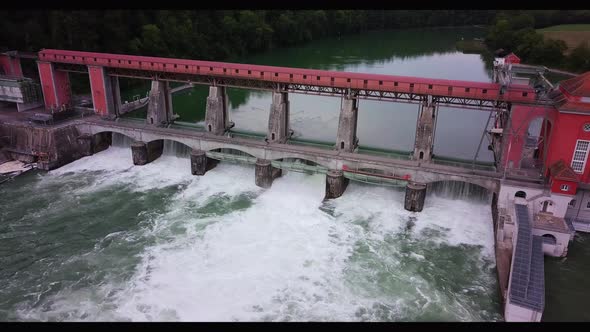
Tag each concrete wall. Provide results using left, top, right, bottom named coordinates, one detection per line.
left=0, top=122, right=85, bottom=170
left=566, top=188, right=590, bottom=222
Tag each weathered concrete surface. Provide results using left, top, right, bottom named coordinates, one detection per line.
left=413, top=100, right=436, bottom=162
left=76, top=117, right=502, bottom=192
left=77, top=132, right=112, bottom=156
left=190, top=149, right=218, bottom=175
left=0, top=121, right=85, bottom=170
left=325, top=169, right=349, bottom=199
left=205, top=86, right=230, bottom=135
left=335, top=96, right=359, bottom=152
left=77, top=134, right=93, bottom=156
left=404, top=183, right=427, bottom=212
left=255, top=158, right=282, bottom=188
left=146, top=80, right=173, bottom=126
left=268, top=91, right=290, bottom=143
left=131, top=140, right=163, bottom=165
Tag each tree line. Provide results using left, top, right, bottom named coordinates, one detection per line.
left=0, top=10, right=497, bottom=61
left=2, top=10, right=588, bottom=77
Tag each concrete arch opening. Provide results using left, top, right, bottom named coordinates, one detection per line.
left=540, top=199, right=555, bottom=214
left=428, top=180, right=491, bottom=201
left=542, top=233, right=557, bottom=245
left=515, top=190, right=527, bottom=199
left=207, top=147, right=258, bottom=164
left=148, top=139, right=192, bottom=158
left=273, top=157, right=325, bottom=175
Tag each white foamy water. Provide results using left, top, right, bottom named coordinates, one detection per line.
left=11, top=144, right=500, bottom=322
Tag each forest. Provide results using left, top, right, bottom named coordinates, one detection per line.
left=1, top=10, right=589, bottom=72
left=1, top=10, right=499, bottom=60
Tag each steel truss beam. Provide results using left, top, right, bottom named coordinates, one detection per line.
left=51, top=64, right=558, bottom=111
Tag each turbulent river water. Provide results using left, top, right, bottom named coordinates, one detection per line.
left=0, top=137, right=501, bottom=321
left=1, top=27, right=588, bottom=321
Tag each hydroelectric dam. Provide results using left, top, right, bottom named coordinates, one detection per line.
left=2, top=48, right=590, bottom=321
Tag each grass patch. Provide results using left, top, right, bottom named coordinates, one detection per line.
left=537, top=24, right=590, bottom=32
left=536, top=25, right=590, bottom=55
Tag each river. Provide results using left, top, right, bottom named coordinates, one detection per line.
left=0, top=27, right=587, bottom=321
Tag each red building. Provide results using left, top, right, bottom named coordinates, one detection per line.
left=546, top=72, right=590, bottom=227
left=505, top=53, right=521, bottom=64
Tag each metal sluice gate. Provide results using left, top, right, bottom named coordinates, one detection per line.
left=204, top=151, right=409, bottom=187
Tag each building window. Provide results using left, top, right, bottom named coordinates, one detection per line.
left=465, top=87, right=470, bottom=92
left=584, top=123, right=590, bottom=132
left=482, top=89, right=487, bottom=94
left=586, top=201, right=590, bottom=209
left=569, top=199, right=576, bottom=207
left=428, top=84, right=433, bottom=89
left=394, top=82, right=398, bottom=87
left=571, top=140, right=590, bottom=173
left=561, top=184, right=569, bottom=191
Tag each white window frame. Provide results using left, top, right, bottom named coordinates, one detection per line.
left=571, top=139, right=590, bottom=173
left=561, top=184, right=569, bottom=191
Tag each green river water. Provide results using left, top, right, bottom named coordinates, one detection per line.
left=1, top=27, right=589, bottom=321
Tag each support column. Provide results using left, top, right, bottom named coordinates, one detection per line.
left=413, top=96, right=436, bottom=162
left=0, top=53, right=23, bottom=77
left=146, top=80, right=174, bottom=126
left=190, top=149, right=219, bottom=175
left=335, top=95, right=359, bottom=152
left=37, top=61, right=71, bottom=111
left=131, top=140, right=163, bottom=165
left=88, top=65, right=120, bottom=117
left=404, top=183, right=427, bottom=212
left=267, top=91, right=290, bottom=143
left=255, top=158, right=282, bottom=188
left=205, top=86, right=232, bottom=135
left=324, top=170, right=349, bottom=199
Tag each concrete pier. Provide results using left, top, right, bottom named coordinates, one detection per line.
left=404, top=183, right=427, bottom=212
left=131, top=140, right=163, bottom=165
left=205, top=86, right=231, bottom=135
left=413, top=97, right=436, bottom=161
left=335, top=96, right=359, bottom=152
left=190, top=149, right=218, bottom=175
left=267, top=91, right=290, bottom=143
left=147, top=80, right=173, bottom=126
left=325, top=170, right=349, bottom=199
left=255, top=158, right=282, bottom=188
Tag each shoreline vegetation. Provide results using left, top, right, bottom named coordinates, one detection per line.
left=1, top=10, right=589, bottom=87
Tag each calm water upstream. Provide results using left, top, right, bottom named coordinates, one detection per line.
left=0, top=27, right=588, bottom=321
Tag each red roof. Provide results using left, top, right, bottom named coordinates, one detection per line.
left=505, top=53, right=521, bottom=64
left=559, top=71, right=590, bottom=98
left=549, top=159, right=579, bottom=182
